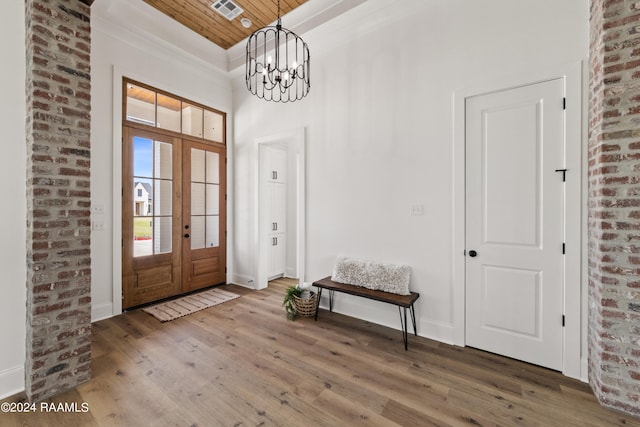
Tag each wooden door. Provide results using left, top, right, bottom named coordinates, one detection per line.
left=182, top=140, right=227, bottom=291
left=122, top=127, right=182, bottom=308
left=465, top=79, right=565, bottom=370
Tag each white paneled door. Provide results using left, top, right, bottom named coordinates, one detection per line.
left=267, top=182, right=286, bottom=279
left=465, top=79, right=565, bottom=370
left=263, top=146, right=287, bottom=280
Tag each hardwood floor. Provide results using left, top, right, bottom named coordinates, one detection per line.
left=3, top=277, right=640, bottom=426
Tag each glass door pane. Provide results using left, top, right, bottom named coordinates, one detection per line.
left=190, top=148, right=220, bottom=250
left=133, top=136, right=173, bottom=257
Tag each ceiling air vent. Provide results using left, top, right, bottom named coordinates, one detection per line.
left=211, top=0, right=244, bottom=21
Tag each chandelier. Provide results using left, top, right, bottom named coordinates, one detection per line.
left=245, top=0, right=310, bottom=102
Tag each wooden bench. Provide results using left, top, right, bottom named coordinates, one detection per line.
left=312, top=276, right=420, bottom=350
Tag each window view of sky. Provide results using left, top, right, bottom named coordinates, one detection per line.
left=134, top=136, right=153, bottom=177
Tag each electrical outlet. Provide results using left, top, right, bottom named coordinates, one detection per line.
left=92, top=220, right=105, bottom=231
left=410, top=204, right=424, bottom=216
left=91, top=204, right=104, bottom=214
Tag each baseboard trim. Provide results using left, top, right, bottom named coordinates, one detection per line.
left=92, top=302, right=114, bottom=322
left=0, top=365, right=24, bottom=400
left=316, top=293, right=456, bottom=345
left=230, top=273, right=256, bottom=289
left=581, top=356, right=589, bottom=383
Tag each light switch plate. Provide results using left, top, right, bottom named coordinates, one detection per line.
left=410, top=204, right=424, bottom=216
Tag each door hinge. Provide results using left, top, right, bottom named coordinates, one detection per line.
left=225, top=267, right=227, bottom=273
left=563, top=97, right=566, bottom=110
left=562, top=315, right=565, bottom=327
left=562, top=243, right=566, bottom=254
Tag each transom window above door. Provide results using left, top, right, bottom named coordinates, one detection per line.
left=122, top=78, right=227, bottom=309
left=124, top=79, right=225, bottom=144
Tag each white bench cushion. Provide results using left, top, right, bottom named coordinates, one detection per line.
left=331, top=256, right=411, bottom=296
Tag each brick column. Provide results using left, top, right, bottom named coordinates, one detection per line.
left=589, top=0, right=640, bottom=416
left=25, top=0, right=92, bottom=402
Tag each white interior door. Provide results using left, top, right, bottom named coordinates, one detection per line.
left=262, top=145, right=288, bottom=280
left=465, top=78, right=565, bottom=370
left=267, top=181, right=286, bottom=279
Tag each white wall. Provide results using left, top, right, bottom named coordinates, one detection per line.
left=91, top=0, right=233, bottom=321
left=232, top=0, right=588, bottom=355
left=0, top=1, right=26, bottom=399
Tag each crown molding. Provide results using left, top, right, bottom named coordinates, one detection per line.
left=92, top=0, right=229, bottom=73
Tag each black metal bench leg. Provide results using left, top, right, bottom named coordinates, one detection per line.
left=410, top=303, right=417, bottom=336
left=398, top=306, right=409, bottom=351
left=313, top=288, right=336, bottom=318
left=314, top=288, right=323, bottom=321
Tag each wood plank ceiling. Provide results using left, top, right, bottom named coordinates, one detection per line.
left=142, top=0, right=308, bottom=50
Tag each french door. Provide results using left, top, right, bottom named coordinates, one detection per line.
left=182, top=139, right=226, bottom=292
left=122, top=127, right=226, bottom=308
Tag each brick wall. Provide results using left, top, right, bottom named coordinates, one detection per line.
left=25, top=0, right=92, bottom=402
left=589, top=0, right=640, bottom=416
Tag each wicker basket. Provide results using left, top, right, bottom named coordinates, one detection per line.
left=293, top=291, right=317, bottom=317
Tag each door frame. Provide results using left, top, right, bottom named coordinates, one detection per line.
left=254, top=127, right=306, bottom=290
left=109, top=67, right=231, bottom=317
left=452, top=61, right=585, bottom=380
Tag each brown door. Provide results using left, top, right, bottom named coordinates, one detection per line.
left=122, top=127, right=183, bottom=308
left=182, top=139, right=227, bottom=291
left=122, top=128, right=227, bottom=308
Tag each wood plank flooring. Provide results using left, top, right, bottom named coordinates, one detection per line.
left=3, top=277, right=640, bottom=426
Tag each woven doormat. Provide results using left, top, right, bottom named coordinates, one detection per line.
left=142, top=288, right=240, bottom=322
